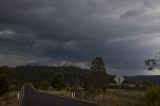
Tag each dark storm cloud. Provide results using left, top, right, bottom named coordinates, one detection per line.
left=120, top=9, right=147, bottom=19
left=0, top=0, right=160, bottom=75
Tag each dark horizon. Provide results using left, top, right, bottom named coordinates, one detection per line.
left=0, top=64, right=160, bottom=76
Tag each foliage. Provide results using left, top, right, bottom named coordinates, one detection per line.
left=73, top=86, right=84, bottom=98
left=0, top=75, right=9, bottom=96
left=40, top=79, right=50, bottom=90
left=91, top=57, right=106, bottom=72
left=145, top=59, right=157, bottom=70
left=84, top=71, right=108, bottom=92
left=84, top=57, right=108, bottom=93
left=33, top=81, right=41, bottom=90
left=14, top=66, right=88, bottom=86
left=145, top=52, right=160, bottom=70
left=51, top=74, right=66, bottom=90
left=144, top=86, right=160, bottom=106
left=0, top=67, right=20, bottom=96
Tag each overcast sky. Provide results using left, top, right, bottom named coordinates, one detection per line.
left=0, top=0, right=160, bottom=75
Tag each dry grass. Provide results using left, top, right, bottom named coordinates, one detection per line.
left=0, top=92, right=20, bottom=106
left=41, top=89, right=147, bottom=106
left=93, top=89, right=145, bottom=106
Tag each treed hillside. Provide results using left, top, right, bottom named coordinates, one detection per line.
left=1, top=65, right=160, bottom=86
left=0, top=66, right=90, bottom=86
left=16, top=65, right=90, bottom=85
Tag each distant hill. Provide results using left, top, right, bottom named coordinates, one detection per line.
left=13, top=65, right=90, bottom=85
left=125, top=75, right=160, bottom=85
left=1, top=65, right=160, bottom=85
left=16, top=65, right=160, bottom=85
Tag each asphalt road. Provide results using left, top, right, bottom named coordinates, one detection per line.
left=22, top=85, right=100, bottom=106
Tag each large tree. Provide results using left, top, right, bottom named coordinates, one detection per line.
left=84, top=57, right=108, bottom=92
left=91, top=57, right=106, bottom=72
left=84, top=71, right=108, bottom=92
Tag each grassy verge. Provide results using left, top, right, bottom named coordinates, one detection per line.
left=94, top=89, right=146, bottom=106
left=0, top=91, right=20, bottom=106
left=39, top=89, right=146, bottom=106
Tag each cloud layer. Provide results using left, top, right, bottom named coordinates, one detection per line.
left=0, top=0, right=160, bottom=75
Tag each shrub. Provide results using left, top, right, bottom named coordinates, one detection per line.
left=0, top=75, right=9, bottom=96
left=51, top=74, right=66, bottom=90
left=40, top=79, right=50, bottom=90
left=144, top=86, right=160, bottom=106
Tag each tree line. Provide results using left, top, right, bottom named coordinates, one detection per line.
left=0, top=57, right=108, bottom=96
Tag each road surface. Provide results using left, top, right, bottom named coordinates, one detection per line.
left=22, top=85, right=100, bottom=106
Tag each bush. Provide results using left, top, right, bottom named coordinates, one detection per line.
left=40, top=79, right=50, bottom=90
left=144, top=86, right=160, bottom=106
left=0, top=76, right=9, bottom=96
left=51, top=74, right=66, bottom=90
left=33, top=81, right=41, bottom=90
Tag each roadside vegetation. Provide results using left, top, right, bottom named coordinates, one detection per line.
left=0, top=68, right=21, bottom=106
left=41, top=88, right=145, bottom=106
left=0, top=57, right=160, bottom=106
left=40, top=86, right=160, bottom=106
left=0, top=91, right=20, bottom=106
left=33, top=57, right=160, bottom=106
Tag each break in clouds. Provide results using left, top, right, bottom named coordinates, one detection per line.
left=0, top=0, right=160, bottom=75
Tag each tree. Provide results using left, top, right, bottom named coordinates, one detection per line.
left=51, top=74, right=66, bottom=90
left=145, top=52, right=160, bottom=70
left=84, top=57, right=108, bottom=92
left=84, top=71, right=108, bottom=92
left=91, top=57, right=106, bottom=72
